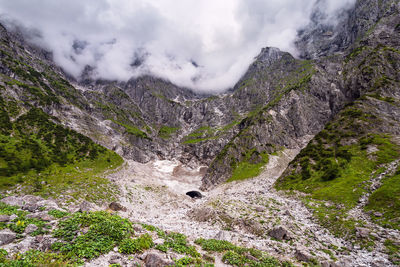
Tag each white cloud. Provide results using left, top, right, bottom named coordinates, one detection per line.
left=0, top=0, right=356, bottom=93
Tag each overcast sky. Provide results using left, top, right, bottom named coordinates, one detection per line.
left=0, top=0, right=355, bottom=93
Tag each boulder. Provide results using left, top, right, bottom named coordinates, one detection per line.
left=355, top=227, right=370, bottom=238
left=79, top=201, right=94, bottom=212
left=22, top=203, right=40, bottom=212
left=188, top=208, right=216, bottom=222
left=215, top=231, right=231, bottom=241
left=144, top=253, right=173, bottom=267
left=1, top=196, right=23, bottom=206
left=0, top=215, right=10, bottom=222
left=268, top=226, right=291, bottom=240
left=0, top=229, right=16, bottom=245
left=239, top=219, right=264, bottom=236
left=109, top=202, right=127, bottom=212
left=321, top=261, right=341, bottom=267
left=295, top=248, right=312, bottom=262
left=24, top=224, right=39, bottom=234
left=255, top=206, right=266, bottom=212
left=186, top=191, right=203, bottom=199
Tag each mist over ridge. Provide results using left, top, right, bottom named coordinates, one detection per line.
left=0, top=0, right=356, bottom=93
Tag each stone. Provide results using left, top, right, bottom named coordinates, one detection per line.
left=1, top=196, right=23, bottom=206
left=109, top=254, right=122, bottom=264
left=0, top=215, right=10, bottom=222
left=79, top=201, right=93, bottom=212
left=284, top=210, right=292, bottom=216
left=0, top=229, right=17, bottom=245
left=374, top=212, right=383, bottom=217
left=188, top=208, right=216, bottom=222
left=153, top=238, right=164, bottom=246
left=356, top=227, right=370, bottom=238
left=215, top=231, right=231, bottom=241
left=321, top=261, right=341, bottom=267
left=185, top=191, right=203, bottom=199
left=39, top=236, right=57, bottom=251
left=144, top=253, right=173, bottom=267
left=22, top=203, right=39, bottom=212
left=239, top=219, right=264, bottom=236
left=295, top=248, right=312, bottom=262
left=255, top=206, right=266, bottom=212
left=133, top=224, right=144, bottom=232
left=9, top=214, right=18, bottom=221
left=25, top=224, right=39, bottom=234
left=268, top=226, right=291, bottom=240
left=109, top=202, right=127, bottom=212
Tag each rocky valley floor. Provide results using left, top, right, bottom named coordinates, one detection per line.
left=99, top=149, right=399, bottom=266
left=1, top=149, right=400, bottom=266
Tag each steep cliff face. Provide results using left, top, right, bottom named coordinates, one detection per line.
left=1, top=0, right=399, bottom=192
left=201, top=0, right=400, bottom=189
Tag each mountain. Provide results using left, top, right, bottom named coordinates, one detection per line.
left=0, top=0, right=399, bottom=266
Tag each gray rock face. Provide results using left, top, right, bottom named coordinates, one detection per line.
left=295, top=248, right=313, bottom=262
left=79, top=201, right=94, bottom=212
left=268, top=226, right=291, bottom=240
left=144, top=252, right=173, bottom=267
left=24, top=224, right=39, bottom=234
left=108, top=202, right=127, bottom=212
left=1, top=196, right=24, bottom=207
left=0, top=215, right=10, bottom=222
left=0, top=229, right=17, bottom=245
left=356, top=227, right=370, bottom=238
left=0, top=0, right=399, bottom=192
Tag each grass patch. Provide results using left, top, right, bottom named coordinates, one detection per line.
left=51, top=211, right=133, bottom=263
left=111, top=120, right=150, bottom=140
left=158, top=126, right=180, bottom=139
left=195, top=238, right=293, bottom=267
left=119, top=234, right=154, bottom=254
left=228, top=150, right=269, bottom=182
left=365, top=166, right=400, bottom=230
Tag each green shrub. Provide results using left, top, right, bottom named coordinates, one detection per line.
left=52, top=211, right=133, bottom=261
left=119, top=234, right=154, bottom=254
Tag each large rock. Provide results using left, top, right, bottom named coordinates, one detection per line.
left=1, top=196, right=23, bottom=206
left=79, top=201, right=94, bottom=212
left=188, top=208, right=216, bottom=222
left=0, top=215, right=10, bottom=222
left=295, top=248, right=312, bottom=262
left=144, top=252, right=173, bottom=267
left=268, top=226, right=291, bottom=240
left=109, top=202, right=127, bottom=212
left=25, top=224, right=39, bottom=234
left=355, top=227, right=370, bottom=238
left=0, top=229, right=17, bottom=245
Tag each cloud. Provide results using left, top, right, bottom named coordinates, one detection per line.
left=0, top=0, right=356, bottom=93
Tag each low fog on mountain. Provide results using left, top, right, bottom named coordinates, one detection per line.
left=0, top=0, right=355, bottom=92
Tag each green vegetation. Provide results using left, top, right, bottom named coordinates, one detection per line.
left=228, top=150, right=269, bottom=182
left=48, top=209, right=70, bottom=219
left=195, top=238, right=294, bottom=267
left=366, top=165, right=400, bottom=230
left=158, top=126, right=180, bottom=139
left=182, top=121, right=240, bottom=145
left=119, top=234, right=154, bottom=254
left=155, top=232, right=200, bottom=258
left=0, top=101, right=123, bottom=202
left=111, top=119, right=150, bottom=139
left=384, top=239, right=400, bottom=265
left=51, top=211, right=133, bottom=263
left=0, top=249, right=71, bottom=266
left=276, top=101, right=400, bottom=237
left=0, top=202, right=48, bottom=236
